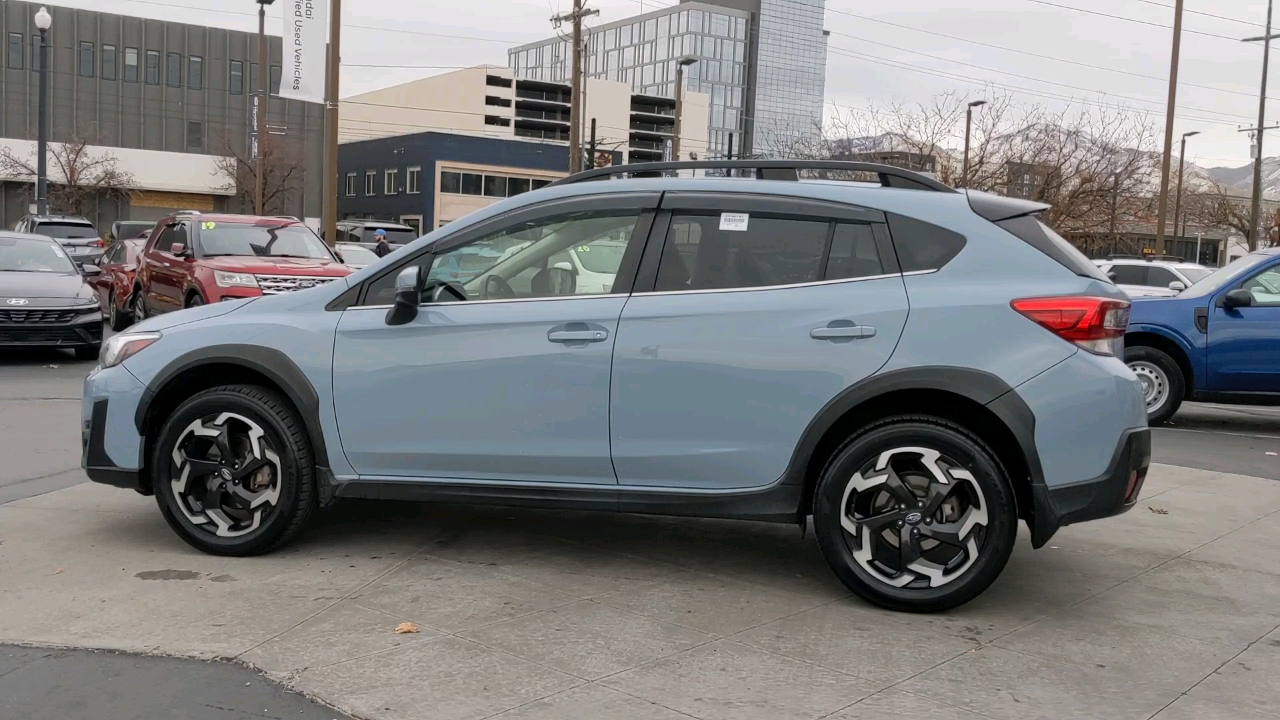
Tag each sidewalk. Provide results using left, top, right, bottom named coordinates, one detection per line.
left=1, top=464, right=1278, bottom=720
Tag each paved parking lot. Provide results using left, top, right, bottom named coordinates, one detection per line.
left=1, top=346, right=1279, bottom=720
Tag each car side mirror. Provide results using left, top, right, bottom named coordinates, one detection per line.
left=553, top=261, right=575, bottom=273
left=170, top=242, right=188, bottom=256
left=1107, top=271, right=1118, bottom=281
left=1222, top=288, right=1254, bottom=310
left=1168, top=281, right=1186, bottom=292
left=81, top=263, right=101, bottom=276
left=385, top=266, right=422, bottom=326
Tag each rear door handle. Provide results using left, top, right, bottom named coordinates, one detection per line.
left=811, top=323, right=876, bottom=340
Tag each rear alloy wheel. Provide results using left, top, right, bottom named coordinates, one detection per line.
left=814, top=416, right=1017, bottom=612
left=1124, top=346, right=1184, bottom=425
left=108, top=289, right=133, bottom=331
left=132, top=288, right=147, bottom=321
left=152, top=385, right=317, bottom=555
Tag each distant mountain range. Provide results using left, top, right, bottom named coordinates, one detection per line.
left=1204, top=159, right=1280, bottom=200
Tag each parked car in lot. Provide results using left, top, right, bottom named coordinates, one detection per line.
left=107, top=220, right=156, bottom=244
left=83, top=160, right=1149, bottom=612
left=131, top=213, right=352, bottom=318
left=333, top=220, right=418, bottom=246
left=83, top=238, right=147, bottom=330
left=0, top=232, right=103, bottom=359
left=12, top=215, right=104, bottom=267
left=1094, top=257, right=1212, bottom=298
left=334, top=242, right=380, bottom=270
left=1124, top=248, right=1280, bottom=424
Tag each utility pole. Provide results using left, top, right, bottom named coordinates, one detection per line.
left=588, top=118, right=597, bottom=169
left=1172, top=130, right=1199, bottom=253
left=1243, top=0, right=1276, bottom=251
left=672, top=55, right=698, bottom=162
left=1109, top=172, right=1119, bottom=256
left=321, top=0, right=343, bottom=247
left=552, top=1, right=597, bottom=173
left=1154, top=0, right=1185, bottom=256
left=962, top=99, right=986, bottom=189
left=254, top=0, right=274, bottom=216
left=33, top=7, right=50, bottom=216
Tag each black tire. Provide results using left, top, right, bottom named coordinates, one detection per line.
left=152, top=384, right=317, bottom=556
left=108, top=290, right=133, bottom=331
left=74, top=344, right=101, bottom=361
left=1124, top=345, right=1184, bottom=425
left=185, top=292, right=204, bottom=308
left=813, top=415, right=1018, bottom=613
left=132, top=287, right=147, bottom=321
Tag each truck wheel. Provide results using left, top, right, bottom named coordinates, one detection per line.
left=151, top=384, right=317, bottom=556
left=1125, top=346, right=1184, bottom=425
left=812, top=415, right=1017, bottom=613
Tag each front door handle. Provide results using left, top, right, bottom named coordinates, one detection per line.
left=548, top=322, right=609, bottom=345
left=811, top=322, right=876, bottom=341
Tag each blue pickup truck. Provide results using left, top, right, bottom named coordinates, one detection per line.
left=1124, top=248, right=1280, bottom=423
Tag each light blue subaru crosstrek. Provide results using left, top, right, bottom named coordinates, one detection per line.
left=83, top=161, right=1149, bottom=612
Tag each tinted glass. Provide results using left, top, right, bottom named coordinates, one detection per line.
left=188, top=56, right=202, bottom=89
left=483, top=175, right=507, bottom=197
left=114, top=222, right=152, bottom=239
left=440, top=172, right=462, bottom=194
left=101, top=45, right=116, bottom=80
left=78, top=41, right=93, bottom=77
left=166, top=52, right=181, bottom=86
left=460, top=174, right=483, bottom=195
left=7, top=33, right=21, bottom=70
left=826, top=224, right=885, bottom=280
left=362, top=227, right=416, bottom=244
left=34, top=222, right=97, bottom=239
left=1146, top=266, right=1179, bottom=288
left=336, top=243, right=379, bottom=265
left=1109, top=264, right=1147, bottom=285
left=655, top=215, right=828, bottom=292
left=124, top=48, right=138, bottom=82
left=508, top=177, right=531, bottom=196
left=198, top=224, right=333, bottom=260
left=1243, top=266, right=1280, bottom=305
left=0, top=237, right=75, bottom=273
left=229, top=60, right=243, bottom=94
left=886, top=213, right=966, bottom=273
left=145, top=51, right=159, bottom=84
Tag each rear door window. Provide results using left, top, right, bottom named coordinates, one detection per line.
left=825, top=223, right=887, bottom=280
left=1146, top=266, right=1179, bottom=288
left=884, top=213, right=966, bottom=272
left=1109, top=264, right=1147, bottom=285
left=654, top=215, right=829, bottom=291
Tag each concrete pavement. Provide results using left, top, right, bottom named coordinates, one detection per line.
left=1, top=464, right=1279, bottom=720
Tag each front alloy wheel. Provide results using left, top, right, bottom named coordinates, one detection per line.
left=153, top=385, right=317, bottom=555
left=814, top=416, right=1017, bottom=612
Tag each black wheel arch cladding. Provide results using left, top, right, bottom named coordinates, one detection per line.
left=135, top=345, right=331, bottom=472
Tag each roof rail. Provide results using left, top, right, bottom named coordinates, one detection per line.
left=548, top=160, right=957, bottom=193
left=172, top=210, right=201, bottom=216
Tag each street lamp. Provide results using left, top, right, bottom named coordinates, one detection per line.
left=671, top=55, right=698, bottom=162
left=254, top=0, right=276, bottom=216
left=1173, top=130, right=1200, bottom=248
left=34, top=6, right=51, bottom=216
left=962, top=99, right=986, bottom=189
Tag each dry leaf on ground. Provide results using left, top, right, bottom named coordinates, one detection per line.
left=1148, top=506, right=1169, bottom=515
left=394, top=622, right=419, bottom=634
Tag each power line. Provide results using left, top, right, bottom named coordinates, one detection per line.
left=1021, top=0, right=1242, bottom=42
left=1124, top=0, right=1260, bottom=28
left=821, top=7, right=1275, bottom=102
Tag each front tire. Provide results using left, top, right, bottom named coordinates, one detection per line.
left=1125, top=345, right=1184, bottom=425
left=132, top=287, right=148, bottom=321
left=152, top=385, right=317, bottom=556
left=813, top=416, right=1017, bottom=613
left=108, top=290, right=133, bottom=331
left=185, top=292, right=204, bottom=308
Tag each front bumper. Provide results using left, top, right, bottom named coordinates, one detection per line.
left=0, top=308, right=103, bottom=348
left=1030, top=427, right=1151, bottom=547
left=82, top=365, right=150, bottom=493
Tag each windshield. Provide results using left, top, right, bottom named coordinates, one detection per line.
left=199, top=224, right=334, bottom=260
left=0, top=237, right=77, bottom=273
left=336, top=244, right=379, bottom=264
left=1181, top=253, right=1272, bottom=298
left=363, top=227, right=417, bottom=244
left=573, top=242, right=627, bottom=273
left=1179, top=266, right=1212, bottom=283
left=36, top=222, right=97, bottom=240
left=115, top=222, right=154, bottom=239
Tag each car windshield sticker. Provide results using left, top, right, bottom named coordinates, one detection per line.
left=201, top=222, right=216, bottom=230
left=577, top=246, right=591, bottom=252
left=719, top=213, right=749, bottom=232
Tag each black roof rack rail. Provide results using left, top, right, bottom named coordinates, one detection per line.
left=548, top=160, right=957, bottom=193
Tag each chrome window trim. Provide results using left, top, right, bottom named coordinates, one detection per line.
left=633, top=269, right=935, bottom=298
left=350, top=292, right=630, bottom=311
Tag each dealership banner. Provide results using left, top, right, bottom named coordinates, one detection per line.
left=279, top=0, right=327, bottom=104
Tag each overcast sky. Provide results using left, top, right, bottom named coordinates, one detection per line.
left=43, top=0, right=1280, bottom=168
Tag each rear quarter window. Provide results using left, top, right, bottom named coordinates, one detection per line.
left=884, top=213, right=966, bottom=272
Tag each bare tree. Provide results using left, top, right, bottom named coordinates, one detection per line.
left=210, top=132, right=303, bottom=216
left=0, top=138, right=134, bottom=217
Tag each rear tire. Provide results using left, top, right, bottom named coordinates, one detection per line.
left=151, top=384, right=317, bottom=556
left=1125, top=345, right=1184, bottom=425
left=132, top=287, right=147, bottom=321
left=185, top=293, right=204, bottom=308
left=813, top=415, right=1017, bottom=613
left=108, top=290, right=132, bottom=331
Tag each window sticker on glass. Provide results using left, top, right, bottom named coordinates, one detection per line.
left=201, top=221, right=216, bottom=230
left=577, top=246, right=591, bottom=252
left=719, top=212, right=749, bottom=232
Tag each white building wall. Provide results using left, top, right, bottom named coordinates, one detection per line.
left=0, top=138, right=233, bottom=196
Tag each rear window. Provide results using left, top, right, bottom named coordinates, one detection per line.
left=34, top=221, right=97, bottom=240
left=885, top=213, right=966, bottom=272
left=362, top=227, right=417, bottom=244
left=995, top=215, right=1108, bottom=281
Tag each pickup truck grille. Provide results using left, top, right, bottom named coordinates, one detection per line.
left=255, top=275, right=340, bottom=295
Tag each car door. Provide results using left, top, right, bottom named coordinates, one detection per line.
left=1146, top=265, right=1181, bottom=293
left=1207, top=259, right=1280, bottom=392
left=609, top=193, right=910, bottom=490
left=142, top=221, right=188, bottom=314
left=332, top=193, right=657, bottom=483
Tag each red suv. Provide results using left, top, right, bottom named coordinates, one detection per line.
left=134, top=213, right=352, bottom=317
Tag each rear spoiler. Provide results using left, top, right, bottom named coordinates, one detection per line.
left=966, top=189, right=1050, bottom=222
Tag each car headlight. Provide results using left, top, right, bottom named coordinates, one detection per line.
left=100, top=332, right=162, bottom=368
left=214, top=270, right=259, bottom=288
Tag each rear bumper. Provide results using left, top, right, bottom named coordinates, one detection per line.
left=1029, top=427, right=1151, bottom=547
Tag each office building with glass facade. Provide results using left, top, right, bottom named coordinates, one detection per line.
left=509, top=0, right=827, bottom=159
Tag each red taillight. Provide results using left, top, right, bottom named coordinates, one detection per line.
left=1010, top=296, right=1130, bottom=356
left=89, top=239, right=105, bottom=248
